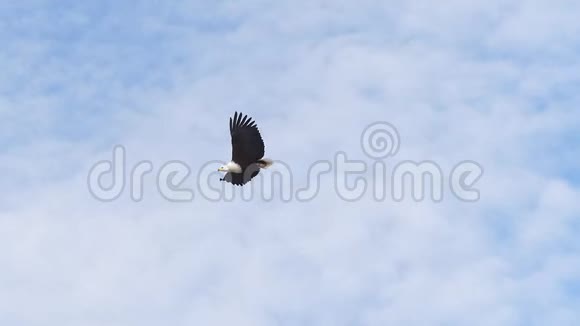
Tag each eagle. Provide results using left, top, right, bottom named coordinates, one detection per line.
left=218, top=112, right=273, bottom=185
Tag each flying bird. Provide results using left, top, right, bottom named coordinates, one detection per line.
left=218, top=112, right=273, bottom=185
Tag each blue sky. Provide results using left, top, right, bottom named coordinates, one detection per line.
left=1, top=1, right=580, bottom=325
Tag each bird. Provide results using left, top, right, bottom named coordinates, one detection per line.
left=218, top=112, right=273, bottom=185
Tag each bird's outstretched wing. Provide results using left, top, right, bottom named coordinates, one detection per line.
left=230, top=112, right=265, bottom=167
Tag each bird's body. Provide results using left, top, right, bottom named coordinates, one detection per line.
left=218, top=112, right=273, bottom=185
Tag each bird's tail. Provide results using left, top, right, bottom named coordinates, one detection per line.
left=257, top=158, right=274, bottom=169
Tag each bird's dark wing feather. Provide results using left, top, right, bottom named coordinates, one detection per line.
left=229, top=112, right=265, bottom=167
left=221, top=167, right=260, bottom=186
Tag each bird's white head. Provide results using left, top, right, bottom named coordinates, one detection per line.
left=218, top=161, right=242, bottom=173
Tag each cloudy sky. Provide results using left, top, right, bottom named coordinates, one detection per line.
left=1, top=1, right=580, bottom=325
